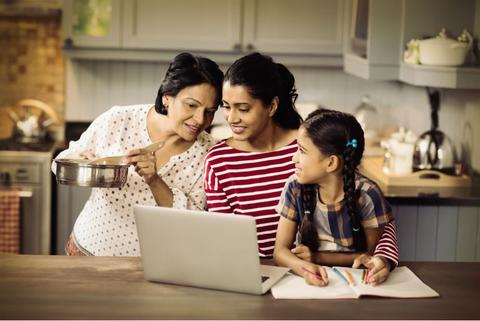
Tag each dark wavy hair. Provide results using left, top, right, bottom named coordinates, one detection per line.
left=299, top=108, right=366, bottom=252
left=154, top=52, right=224, bottom=115
left=223, top=52, right=302, bottom=129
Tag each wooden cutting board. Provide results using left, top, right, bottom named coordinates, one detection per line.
left=360, top=157, right=472, bottom=187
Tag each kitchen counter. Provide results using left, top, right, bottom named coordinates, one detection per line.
left=360, top=157, right=480, bottom=206
left=383, top=177, right=480, bottom=206
left=0, top=255, right=479, bottom=319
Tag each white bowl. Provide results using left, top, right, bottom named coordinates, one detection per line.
left=419, top=37, right=469, bottom=66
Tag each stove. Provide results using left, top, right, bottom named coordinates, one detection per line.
left=0, top=138, right=56, bottom=254
left=0, top=139, right=56, bottom=152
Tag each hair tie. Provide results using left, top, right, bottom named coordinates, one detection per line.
left=346, top=139, right=358, bottom=149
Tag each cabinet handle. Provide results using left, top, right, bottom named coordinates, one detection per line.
left=64, top=37, right=74, bottom=48
left=246, top=43, right=255, bottom=51
left=233, top=43, right=241, bottom=51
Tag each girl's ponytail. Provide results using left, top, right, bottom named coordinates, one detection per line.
left=343, top=142, right=366, bottom=251
left=300, top=184, right=319, bottom=252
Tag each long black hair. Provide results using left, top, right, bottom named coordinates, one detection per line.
left=224, top=52, right=302, bottom=129
left=154, top=52, right=224, bottom=114
left=299, top=108, right=366, bottom=252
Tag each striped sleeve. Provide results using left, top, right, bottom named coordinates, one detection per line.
left=204, top=147, right=234, bottom=214
left=373, top=221, right=399, bottom=269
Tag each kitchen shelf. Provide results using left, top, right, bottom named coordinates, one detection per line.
left=343, top=53, right=399, bottom=80
left=63, top=48, right=343, bottom=67
left=399, top=63, right=480, bottom=89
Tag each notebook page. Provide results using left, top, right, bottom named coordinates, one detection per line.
left=271, top=269, right=357, bottom=299
left=345, top=266, right=440, bottom=298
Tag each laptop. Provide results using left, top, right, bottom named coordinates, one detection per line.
left=134, top=205, right=289, bottom=295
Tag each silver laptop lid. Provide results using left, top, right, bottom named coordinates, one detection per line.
left=134, top=205, right=264, bottom=294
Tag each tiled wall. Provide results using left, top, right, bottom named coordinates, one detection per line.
left=0, top=14, right=64, bottom=139
left=64, top=60, right=480, bottom=172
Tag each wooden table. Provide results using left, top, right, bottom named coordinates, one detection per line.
left=0, top=255, right=479, bottom=319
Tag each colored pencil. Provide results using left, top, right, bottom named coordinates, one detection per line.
left=301, top=267, right=323, bottom=281
left=342, top=269, right=355, bottom=286
left=332, top=267, right=349, bottom=285
left=364, top=269, right=369, bottom=284
left=361, top=269, right=366, bottom=284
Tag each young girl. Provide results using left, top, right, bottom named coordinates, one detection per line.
left=273, top=108, right=394, bottom=287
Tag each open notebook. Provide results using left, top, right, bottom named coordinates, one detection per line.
left=271, top=266, right=439, bottom=299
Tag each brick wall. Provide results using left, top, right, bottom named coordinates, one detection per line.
left=0, top=14, right=64, bottom=139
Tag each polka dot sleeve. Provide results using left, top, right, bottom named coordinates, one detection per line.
left=51, top=106, right=118, bottom=173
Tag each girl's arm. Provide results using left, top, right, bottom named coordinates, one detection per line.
left=373, top=221, right=399, bottom=269
left=273, top=217, right=328, bottom=286
left=313, top=226, right=384, bottom=266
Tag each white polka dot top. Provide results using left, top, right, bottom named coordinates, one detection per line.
left=52, top=105, right=217, bottom=256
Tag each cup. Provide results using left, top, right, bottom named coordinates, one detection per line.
left=385, top=139, right=414, bottom=175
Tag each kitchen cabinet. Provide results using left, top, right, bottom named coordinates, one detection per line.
left=62, top=0, right=346, bottom=66
left=343, top=0, right=402, bottom=80
left=55, top=183, right=90, bottom=254
left=344, top=0, right=480, bottom=88
left=62, top=0, right=122, bottom=48
left=394, top=205, right=480, bottom=262
left=122, top=0, right=241, bottom=52
left=397, top=0, right=480, bottom=89
left=242, top=0, right=344, bottom=55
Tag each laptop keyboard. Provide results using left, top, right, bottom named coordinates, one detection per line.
left=261, top=276, right=270, bottom=283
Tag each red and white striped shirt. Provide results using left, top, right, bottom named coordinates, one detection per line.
left=204, top=140, right=297, bottom=256
left=204, top=139, right=399, bottom=265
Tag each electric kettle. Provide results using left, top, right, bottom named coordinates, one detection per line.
left=412, top=88, right=457, bottom=175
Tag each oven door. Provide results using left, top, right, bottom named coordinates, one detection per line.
left=0, top=152, right=52, bottom=254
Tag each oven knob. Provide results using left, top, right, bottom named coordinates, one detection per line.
left=0, top=172, right=11, bottom=185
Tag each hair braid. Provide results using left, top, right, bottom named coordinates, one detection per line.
left=342, top=146, right=365, bottom=251
left=299, top=184, right=319, bottom=252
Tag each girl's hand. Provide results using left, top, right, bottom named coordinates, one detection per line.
left=127, top=149, right=158, bottom=184
left=352, top=254, right=391, bottom=286
left=291, top=244, right=313, bottom=262
left=301, top=263, right=328, bottom=287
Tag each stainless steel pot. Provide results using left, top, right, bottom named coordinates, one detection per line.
left=55, top=159, right=130, bottom=188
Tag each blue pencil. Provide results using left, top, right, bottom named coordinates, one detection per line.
left=332, top=267, right=349, bottom=285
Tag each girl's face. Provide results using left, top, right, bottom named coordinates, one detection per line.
left=221, top=82, right=274, bottom=141
left=292, top=127, right=331, bottom=185
left=163, top=83, right=218, bottom=141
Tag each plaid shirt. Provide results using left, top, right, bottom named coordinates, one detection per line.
left=276, top=174, right=393, bottom=251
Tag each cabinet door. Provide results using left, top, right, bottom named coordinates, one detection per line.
left=122, top=0, right=242, bottom=51
left=62, top=0, right=122, bottom=48
left=243, top=0, right=344, bottom=54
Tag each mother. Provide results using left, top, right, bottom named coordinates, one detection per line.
left=204, top=52, right=398, bottom=284
left=53, top=53, right=223, bottom=256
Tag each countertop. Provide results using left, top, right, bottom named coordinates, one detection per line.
left=1, top=255, right=479, bottom=319
left=383, top=180, right=480, bottom=206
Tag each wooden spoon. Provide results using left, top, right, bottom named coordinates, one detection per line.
left=88, top=140, right=165, bottom=165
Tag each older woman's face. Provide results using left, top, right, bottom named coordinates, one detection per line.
left=163, top=83, right=218, bottom=141
left=221, top=81, right=273, bottom=142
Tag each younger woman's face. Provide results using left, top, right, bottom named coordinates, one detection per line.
left=221, top=81, right=273, bottom=141
left=163, top=83, right=218, bottom=141
left=292, top=127, right=330, bottom=184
